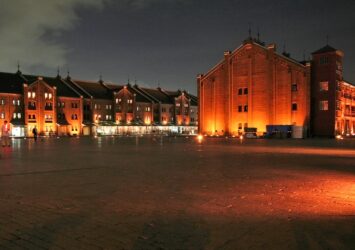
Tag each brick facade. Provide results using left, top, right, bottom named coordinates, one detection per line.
left=198, top=39, right=310, bottom=136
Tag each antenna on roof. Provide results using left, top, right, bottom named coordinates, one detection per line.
left=16, top=60, right=21, bottom=74
left=57, top=66, right=60, bottom=77
left=248, top=22, right=252, bottom=38
left=99, top=74, right=103, bottom=82
left=66, top=68, right=71, bottom=80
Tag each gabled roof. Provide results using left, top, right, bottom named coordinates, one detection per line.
left=129, top=85, right=155, bottom=103
left=65, top=78, right=92, bottom=99
left=342, top=80, right=355, bottom=87
left=23, top=75, right=82, bottom=98
left=136, top=87, right=172, bottom=104
left=71, top=80, right=112, bottom=100
left=201, top=40, right=306, bottom=81
left=312, top=45, right=337, bottom=55
left=0, top=72, right=26, bottom=94
left=185, top=92, right=198, bottom=106
left=105, top=83, right=124, bottom=92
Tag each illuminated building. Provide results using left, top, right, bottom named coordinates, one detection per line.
left=198, top=36, right=355, bottom=137
left=0, top=71, right=197, bottom=137
left=311, top=45, right=355, bottom=136
left=197, top=36, right=311, bottom=136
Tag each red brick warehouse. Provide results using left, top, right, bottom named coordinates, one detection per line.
left=197, top=35, right=355, bottom=137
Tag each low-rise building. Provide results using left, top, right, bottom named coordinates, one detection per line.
left=0, top=71, right=198, bottom=137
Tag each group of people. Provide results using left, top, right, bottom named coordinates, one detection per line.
left=1, top=121, right=38, bottom=147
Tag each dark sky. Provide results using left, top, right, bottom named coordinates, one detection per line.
left=1, top=0, right=355, bottom=94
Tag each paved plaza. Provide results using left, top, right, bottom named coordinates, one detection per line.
left=0, top=136, right=354, bottom=250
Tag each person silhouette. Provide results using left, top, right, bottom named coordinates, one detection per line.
left=1, top=120, right=11, bottom=147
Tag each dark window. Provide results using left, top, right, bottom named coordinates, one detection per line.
left=291, top=84, right=298, bottom=92
left=292, top=103, right=298, bottom=111
left=244, top=105, right=248, bottom=112
left=238, top=88, right=243, bottom=95
left=28, top=102, right=36, bottom=110
left=238, top=106, right=242, bottom=112
left=320, top=56, right=329, bottom=65
left=244, top=88, right=248, bottom=95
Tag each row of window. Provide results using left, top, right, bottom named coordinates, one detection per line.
left=57, top=113, right=79, bottom=120
left=94, top=104, right=113, bottom=110
left=0, top=99, right=21, bottom=106
left=237, top=104, right=298, bottom=112
left=238, top=105, right=248, bottom=112
left=27, top=92, right=53, bottom=100
left=115, top=98, right=133, bottom=104
left=175, top=103, right=189, bottom=107
left=238, top=88, right=248, bottom=95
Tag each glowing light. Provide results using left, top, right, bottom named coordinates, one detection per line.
left=336, top=135, right=344, bottom=140
left=239, top=135, right=244, bottom=140
left=197, top=134, right=203, bottom=143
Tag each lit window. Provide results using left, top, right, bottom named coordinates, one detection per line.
left=320, top=100, right=328, bottom=111
left=49, top=93, right=52, bottom=99
left=320, top=81, right=329, bottom=91
left=17, top=113, right=21, bottom=119
left=13, top=113, right=17, bottom=119
left=17, top=100, right=20, bottom=106
left=0, top=99, right=4, bottom=105
left=45, top=93, right=48, bottom=99
left=0, top=112, right=4, bottom=119
left=176, top=103, right=180, bottom=107
left=13, top=99, right=16, bottom=105
left=28, top=92, right=31, bottom=98
left=32, top=92, right=36, bottom=98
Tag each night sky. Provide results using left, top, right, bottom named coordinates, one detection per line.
left=1, top=0, right=355, bottom=94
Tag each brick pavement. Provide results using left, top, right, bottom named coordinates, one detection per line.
left=0, top=137, right=354, bottom=249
